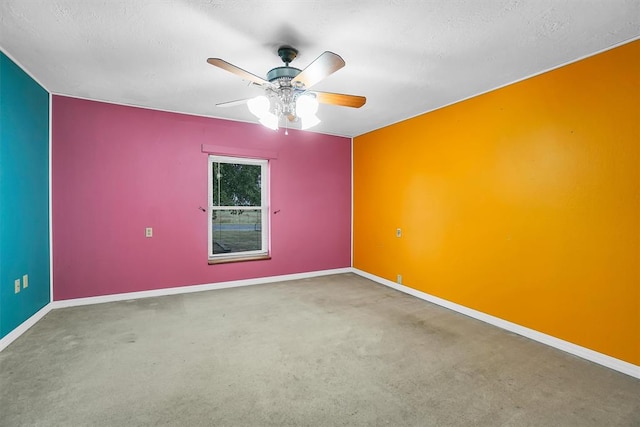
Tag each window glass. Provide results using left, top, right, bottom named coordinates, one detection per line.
left=208, top=156, right=268, bottom=260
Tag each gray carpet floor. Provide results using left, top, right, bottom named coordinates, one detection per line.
left=1, top=273, right=638, bottom=426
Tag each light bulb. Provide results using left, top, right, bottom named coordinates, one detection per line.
left=301, top=114, right=321, bottom=130
left=296, top=94, right=319, bottom=118
left=247, top=96, right=270, bottom=118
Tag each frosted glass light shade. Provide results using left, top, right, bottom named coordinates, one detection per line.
left=249, top=93, right=319, bottom=131
left=259, top=112, right=279, bottom=130
left=301, top=114, right=321, bottom=130
left=247, top=96, right=270, bottom=118
left=296, top=95, right=319, bottom=118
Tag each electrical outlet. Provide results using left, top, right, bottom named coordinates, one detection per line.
left=15, top=279, right=21, bottom=294
left=397, top=274, right=402, bottom=285
left=23, top=274, right=28, bottom=288
left=145, top=227, right=153, bottom=238
left=396, top=228, right=402, bottom=238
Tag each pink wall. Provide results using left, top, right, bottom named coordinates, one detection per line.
left=52, top=96, right=351, bottom=300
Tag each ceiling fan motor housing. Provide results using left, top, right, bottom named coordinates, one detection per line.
left=266, top=66, right=301, bottom=85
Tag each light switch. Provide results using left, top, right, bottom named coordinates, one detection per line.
left=14, top=279, right=20, bottom=294
left=396, top=228, right=402, bottom=238
left=145, top=227, right=153, bottom=238
left=23, top=274, right=28, bottom=288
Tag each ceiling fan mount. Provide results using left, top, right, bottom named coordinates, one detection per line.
left=277, top=46, right=298, bottom=66
left=207, top=45, right=366, bottom=131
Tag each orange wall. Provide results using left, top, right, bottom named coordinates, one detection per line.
left=353, top=41, right=639, bottom=365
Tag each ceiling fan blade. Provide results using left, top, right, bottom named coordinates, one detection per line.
left=312, top=91, right=366, bottom=108
left=215, top=98, right=251, bottom=108
left=292, top=51, right=345, bottom=90
left=207, top=58, right=269, bottom=86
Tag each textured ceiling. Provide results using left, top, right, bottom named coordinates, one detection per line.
left=1, top=1, right=638, bottom=137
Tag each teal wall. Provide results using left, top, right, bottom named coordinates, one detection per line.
left=0, top=52, right=50, bottom=338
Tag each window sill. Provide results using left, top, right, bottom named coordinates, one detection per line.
left=208, top=254, right=271, bottom=265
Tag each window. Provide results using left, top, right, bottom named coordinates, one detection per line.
left=208, top=155, right=269, bottom=263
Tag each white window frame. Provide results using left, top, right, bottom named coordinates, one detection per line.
left=208, top=155, right=269, bottom=262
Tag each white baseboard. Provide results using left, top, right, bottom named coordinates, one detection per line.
left=50, top=267, right=353, bottom=309
left=352, top=268, right=640, bottom=379
left=0, top=304, right=52, bottom=353
left=5, top=267, right=638, bottom=380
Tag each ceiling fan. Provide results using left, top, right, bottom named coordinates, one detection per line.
left=207, top=46, right=366, bottom=131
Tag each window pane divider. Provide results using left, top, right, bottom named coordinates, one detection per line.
left=210, top=206, right=262, bottom=210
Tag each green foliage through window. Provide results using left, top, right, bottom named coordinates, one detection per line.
left=212, top=162, right=262, bottom=207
